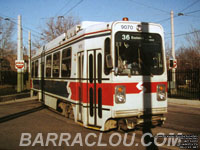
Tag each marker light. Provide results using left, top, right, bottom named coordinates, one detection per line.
left=122, top=17, right=129, bottom=21
left=157, top=84, right=166, bottom=101
left=115, top=85, right=126, bottom=104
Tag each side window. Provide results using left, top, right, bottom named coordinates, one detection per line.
left=53, top=51, right=60, bottom=77
left=61, top=48, right=71, bottom=77
left=35, top=60, right=38, bottom=78
left=46, top=55, right=52, bottom=77
left=104, top=38, right=111, bottom=75
left=31, top=62, right=34, bottom=78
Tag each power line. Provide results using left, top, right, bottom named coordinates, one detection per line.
left=128, top=0, right=170, bottom=14
left=54, top=0, right=72, bottom=16
left=156, top=15, right=180, bottom=23
left=156, top=9, right=200, bottom=23
left=0, top=13, right=42, bottom=37
left=165, top=30, right=200, bottom=39
left=0, top=15, right=43, bottom=41
left=63, top=0, right=84, bottom=16
left=184, top=9, right=200, bottom=15
left=179, top=0, right=200, bottom=13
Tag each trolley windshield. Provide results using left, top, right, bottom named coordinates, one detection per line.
left=115, top=32, right=164, bottom=76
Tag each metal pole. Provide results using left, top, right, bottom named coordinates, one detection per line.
left=28, top=31, right=31, bottom=90
left=171, top=10, right=175, bottom=60
left=17, top=15, right=23, bottom=92
left=170, top=10, right=176, bottom=93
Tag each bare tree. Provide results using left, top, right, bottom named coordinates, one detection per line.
left=34, top=15, right=80, bottom=47
left=185, top=28, right=200, bottom=53
left=165, top=42, right=171, bottom=59
left=0, top=18, right=16, bottom=55
left=176, top=28, right=200, bottom=70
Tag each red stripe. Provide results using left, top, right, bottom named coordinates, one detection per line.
left=69, top=82, right=167, bottom=106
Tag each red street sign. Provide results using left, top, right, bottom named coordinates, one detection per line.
left=173, top=60, right=177, bottom=69
left=15, top=60, right=24, bottom=69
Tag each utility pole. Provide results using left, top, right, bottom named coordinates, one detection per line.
left=28, top=31, right=31, bottom=90
left=170, top=10, right=176, bottom=93
left=17, top=15, right=24, bottom=92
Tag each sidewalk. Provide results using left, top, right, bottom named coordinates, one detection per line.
left=0, top=96, right=38, bottom=105
left=168, top=97, right=200, bottom=108
left=0, top=92, right=30, bottom=102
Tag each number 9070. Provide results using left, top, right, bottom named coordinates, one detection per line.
left=121, top=25, right=134, bottom=30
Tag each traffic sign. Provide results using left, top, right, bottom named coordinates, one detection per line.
left=169, top=59, right=177, bottom=69
left=173, top=59, right=177, bottom=69
left=15, top=60, right=24, bottom=69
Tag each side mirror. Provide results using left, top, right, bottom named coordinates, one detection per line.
left=106, top=54, right=113, bottom=69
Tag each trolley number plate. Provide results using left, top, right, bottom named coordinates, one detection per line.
left=121, top=25, right=134, bottom=30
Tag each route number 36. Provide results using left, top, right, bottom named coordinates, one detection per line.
left=122, top=34, right=130, bottom=40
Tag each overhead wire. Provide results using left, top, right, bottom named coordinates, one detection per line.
left=62, top=0, right=83, bottom=16
left=54, top=0, right=72, bottom=17
left=128, top=0, right=170, bottom=14
left=0, top=15, right=44, bottom=46
left=179, top=0, right=200, bottom=13
left=184, top=9, right=200, bottom=15
left=165, top=30, right=200, bottom=39
left=156, top=5, right=200, bottom=23
left=0, top=13, right=43, bottom=38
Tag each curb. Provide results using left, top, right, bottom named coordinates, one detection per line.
left=0, top=96, right=38, bottom=105
left=0, top=92, right=30, bottom=102
left=168, top=98, right=200, bottom=108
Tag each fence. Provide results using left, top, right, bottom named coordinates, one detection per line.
left=0, top=71, right=29, bottom=96
left=168, top=69, right=200, bottom=100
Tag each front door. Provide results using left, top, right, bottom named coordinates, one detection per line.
left=41, top=51, right=45, bottom=102
left=77, top=52, right=84, bottom=122
left=87, top=49, right=103, bottom=127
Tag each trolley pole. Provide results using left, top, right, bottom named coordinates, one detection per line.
left=170, top=10, right=176, bottom=94
left=17, top=15, right=24, bottom=92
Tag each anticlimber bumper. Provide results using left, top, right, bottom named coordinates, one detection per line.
left=113, top=107, right=167, bottom=118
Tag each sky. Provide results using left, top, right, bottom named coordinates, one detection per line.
left=0, top=0, right=200, bottom=51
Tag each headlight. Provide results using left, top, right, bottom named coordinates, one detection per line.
left=115, top=85, right=126, bottom=104
left=157, top=84, right=166, bottom=101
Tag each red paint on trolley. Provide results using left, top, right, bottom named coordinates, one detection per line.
left=69, top=82, right=167, bottom=106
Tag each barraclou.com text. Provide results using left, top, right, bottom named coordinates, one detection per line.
left=19, top=132, right=182, bottom=147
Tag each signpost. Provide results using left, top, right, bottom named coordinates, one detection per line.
left=17, top=15, right=23, bottom=92
left=15, top=60, right=24, bottom=70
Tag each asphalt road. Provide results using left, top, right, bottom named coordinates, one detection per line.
left=0, top=100, right=199, bottom=150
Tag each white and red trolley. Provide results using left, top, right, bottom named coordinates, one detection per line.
left=31, top=18, right=167, bottom=131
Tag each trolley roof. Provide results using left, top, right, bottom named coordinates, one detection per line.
left=32, top=20, right=163, bottom=58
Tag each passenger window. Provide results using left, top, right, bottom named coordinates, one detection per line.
left=53, top=52, right=60, bottom=77
left=35, top=60, right=38, bottom=78
left=62, top=48, right=71, bottom=77
left=46, top=55, right=52, bottom=77
left=104, top=38, right=111, bottom=75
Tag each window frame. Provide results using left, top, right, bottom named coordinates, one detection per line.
left=61, top=48, right=72, bottom=78
left=46, top=54, right=52, bottom=78
left=53, top=51, right=61, bottom=77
